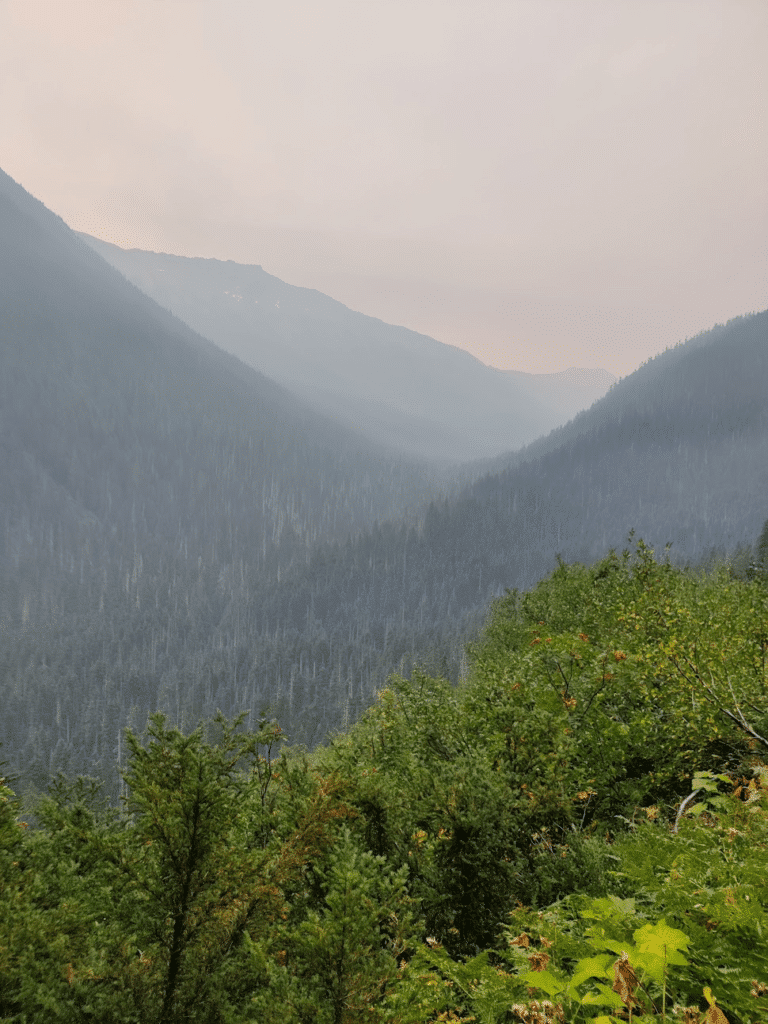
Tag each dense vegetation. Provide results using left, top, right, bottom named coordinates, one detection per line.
left=3, top=304, right=766, bottom=792
left=2, top=542, right=767, bottom=1022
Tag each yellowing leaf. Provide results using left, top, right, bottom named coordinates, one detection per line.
left=633, top=919, right=690, bottom=969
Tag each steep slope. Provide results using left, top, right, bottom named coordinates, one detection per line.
left=427, top=308, right=768, bottom=585
left=0, top=167, right=456, bottom=782
left=78, top=234, right=615, bottom=462
left=5, top=291, right=765, bottom=792
left=193, top=310, right=767, bottom=741
left=0, top=167, right=447, bottom=559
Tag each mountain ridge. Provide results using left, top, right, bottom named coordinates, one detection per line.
left=77, top=232, right=616, bottom=462
left=2, top=164, right=767, bottom=791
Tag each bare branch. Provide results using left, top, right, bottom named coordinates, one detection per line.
left=667, top=655, right=768, bottom=752
left=673, top=788, right=703, bottom=834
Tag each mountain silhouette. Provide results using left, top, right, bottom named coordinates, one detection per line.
left=78, top=233, right=616, bottom=462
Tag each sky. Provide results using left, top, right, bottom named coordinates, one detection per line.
left=0, top=0, right=766, bottom=378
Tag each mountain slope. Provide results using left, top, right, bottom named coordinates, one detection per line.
left=206, top=309, right=768, bottom=739
left=0, top=166, right=461, bottom=783
left=0, top=167, right=450, bottom=559
left=78, top=234, right=615, bottom=462
left=5, top=295, right=765, bottom=789
left=452, top=309, right=768, bottom=570
left=2, top=164, right=765, bottom=793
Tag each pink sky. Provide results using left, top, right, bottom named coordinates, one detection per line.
left=1, top=0, right=765, bottom=377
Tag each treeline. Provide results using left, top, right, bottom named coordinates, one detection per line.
left=2, top=542, right=767, bottom=1022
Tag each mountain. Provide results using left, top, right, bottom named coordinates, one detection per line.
left=176, top=308, right=766, bottom=747
left=0, top=166, right=457, bottom=783
left=0, top=167, right=452, bottom=550
left=2, top=164, right=766, bottom=796
left=77, top=234, right=615, bottom=463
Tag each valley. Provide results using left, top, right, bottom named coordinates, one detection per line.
left=1, top=165, right=767, bottom=797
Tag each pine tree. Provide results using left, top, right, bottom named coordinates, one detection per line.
left=282, top=825, right=414, bottom=1024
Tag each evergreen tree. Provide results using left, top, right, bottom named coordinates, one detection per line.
left=279, top=826, right=414, bottom=1023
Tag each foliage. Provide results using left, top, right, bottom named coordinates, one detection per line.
left=466, top=539, right=768, bottom=824
left=0, top=773, right=121, bottom=1020
left=385, top=761, right=768, bottom=1023
left=4, top=186, right=768, bottom=794
left=0, top=714, right=348, bottom=1022
left=321, top=665, right=582, bottom=956
left=2, top=545, right=768, bottom=1021
left=272, top=825, right=416, bottom=1023
left=747, top=518, right=768, bottom=583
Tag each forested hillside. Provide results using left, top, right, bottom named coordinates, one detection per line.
left=1, top=164, right=767, bottom=804
left=0, top=167, right=455, bottom=788
left=2, top=546, right=767, bottom=1023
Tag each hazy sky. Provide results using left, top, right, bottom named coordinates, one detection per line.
left=1, top=0, right=766, bottom=376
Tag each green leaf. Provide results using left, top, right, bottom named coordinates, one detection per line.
left=586, top=933, right=634, bottom=957
left=580, top=983, right=626, bottom=1009
left=709, top=796, right=732, bottom=810
left=570, top=954, right=615, bottom=988
left=633, top=919, right=690, bottom=957
left=520, top=969, right=567, bottom=997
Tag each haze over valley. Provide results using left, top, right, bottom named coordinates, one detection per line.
left=1, top=163, right=766, bottom=794
left=75, top=234, right=617, bottom=463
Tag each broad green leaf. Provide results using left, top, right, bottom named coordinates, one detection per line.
left=520, top=969, right=567, bottom=997
left=580, top=983, right=626, bottom=1009
left=570, top=954, right=615, bottom=988
left=634, top=919, right=690, bottom=958
left=630, top=950, right=668, bottom=984
left=709, top=796, right=732, bottom=810
left=586, top=933, right=635, bottom=957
